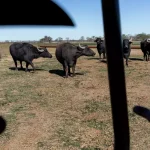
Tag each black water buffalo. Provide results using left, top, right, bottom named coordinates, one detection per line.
left=122, top=38, right=132, bottom=66
left=55, top=42, right=96, bottom=78
left=9, top=42, right=52, bottom=72
left=140, top=38, right=150, bottom=61
left=94, top=37, right=106, bottom=59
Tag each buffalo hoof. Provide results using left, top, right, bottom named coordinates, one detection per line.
left=15, top=68, right=18, bottom=71
left=63, top=76, right=68, bottom=78
left=70, top=74, right=75, bottom=77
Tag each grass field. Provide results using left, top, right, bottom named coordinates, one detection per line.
left=38, top=41, right=141, bottom=49
left=0, top=43, right=150, bottom=150
left=38, top=41, right=141, bottom=45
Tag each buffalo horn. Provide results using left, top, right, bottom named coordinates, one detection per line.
left=129, top=37, right=132, bottom=42
left=147, top=38, right=150, bottom=43
left=37, top=47, right=44, bottom=52
left=79, top=43, right=85, bottom=49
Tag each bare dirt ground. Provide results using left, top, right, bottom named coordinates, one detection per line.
left=0, top=43, right=150, bottom=150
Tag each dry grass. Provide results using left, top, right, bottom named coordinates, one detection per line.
left=0, top=43, right=150, bottom=150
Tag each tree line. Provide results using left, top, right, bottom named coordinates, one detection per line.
left=39, top=33, right=150, bottom=43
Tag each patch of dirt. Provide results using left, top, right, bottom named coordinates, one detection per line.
left=0, top=46, right=150, bottom=150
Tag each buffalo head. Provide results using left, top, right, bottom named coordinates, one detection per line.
left=37, top=47, right=52, bottom=58
left=77, top=43, right=96, bottom=56
left=123, top=37, right=132, bottom=49
left=94, top=38, right=104, bottom=44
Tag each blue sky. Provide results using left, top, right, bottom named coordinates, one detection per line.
left=0, top=0, right=150, bottom=41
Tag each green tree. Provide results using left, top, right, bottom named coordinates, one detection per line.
left=79, top=36, right=85, bottom=41
left=134, top=33, right=150, bottom=41
left=39, top=36, right=53, bottom=43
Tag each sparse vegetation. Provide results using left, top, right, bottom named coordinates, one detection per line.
left=0, top=43, right=150, bottom=149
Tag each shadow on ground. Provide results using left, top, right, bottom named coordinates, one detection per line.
left=9, top=67, right=47, bottom=72
left=133, top=105, right=150, bottom=122
left=100, top=60, right=107, bottom=63
left=49, top=69, right=84, bottom=77
left=87, top=57, right=100, bottom=60
left=129, top=58, right=143, bottom=61
left=87, top=57, right=107, bottom=63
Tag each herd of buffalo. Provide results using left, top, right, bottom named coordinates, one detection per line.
left=8, top=37, right=150, bottom=78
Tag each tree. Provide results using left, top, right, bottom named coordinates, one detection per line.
left=91, top=36, right=96, bottom=40
left=66, top=37, right=69, bottom=42
left=39, top=36, right=53, bottom=43
left=122, top=34, right=128, bottom=39
left=55, top=37, right=63, bottom=42
left=86, top=37, right=93, bottom=42
left=79, top=36, right=85, bottom=41
left=134, top=33, right=150, bottom=41
left=86, top=37, right=90, bottom=41
left=122, top=34, right=133, bottom=40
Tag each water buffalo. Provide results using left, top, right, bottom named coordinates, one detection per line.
left=94, top=37, right=106, bottom=60
left=140, top=38, right=150, bottom=61
left=9, top=42, right=52, bottom=72
left=122, top=38, right=132, bottom=66
left=55, top=42, right=96, bottom=78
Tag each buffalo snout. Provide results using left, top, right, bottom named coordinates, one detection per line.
left=92, top=51, right=96, bottom=56
left=40, top=51, right=52, bottom=58
left=83, top=48, right=96, bottom=56
left=89, top=48, right=96, bottom=56
left=48, top=53, right=53, bottom=58
left=124, top=45, right=128, bottom=49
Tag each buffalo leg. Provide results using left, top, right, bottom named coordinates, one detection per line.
left=126, top=59, right=128, bottom=67
left=65, top=67, right=69, bottom=78
left=30, top=62, right=35, bottom=72
left=62, top=64, right=66, bottom=76
left=144, top=53, right=146, bottom=61
left=72, top=65, right=76, bottom=77
left=71, top=60, right=76, bottom=77
left=20, top=61, right=23, bottom=70
left=64, top=61, right=68, bottom=78
left=25, top=62, right=29, bottom=72
left=13, top=60, right=18, bottom=71
left=103, top=52, right=106, bottom=59
left=145, top=53, right=148, bottom=61
left=144, top=53, right=145, bottom=61
left=28, top=61, right=35, bottom=72
left=146, top=54, right=148, bottom=61
left=99, top=54, right=101, bottom=59
left=25, top=61, right=35, bottom=72
left=68, top=66, right=71, bottom=76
